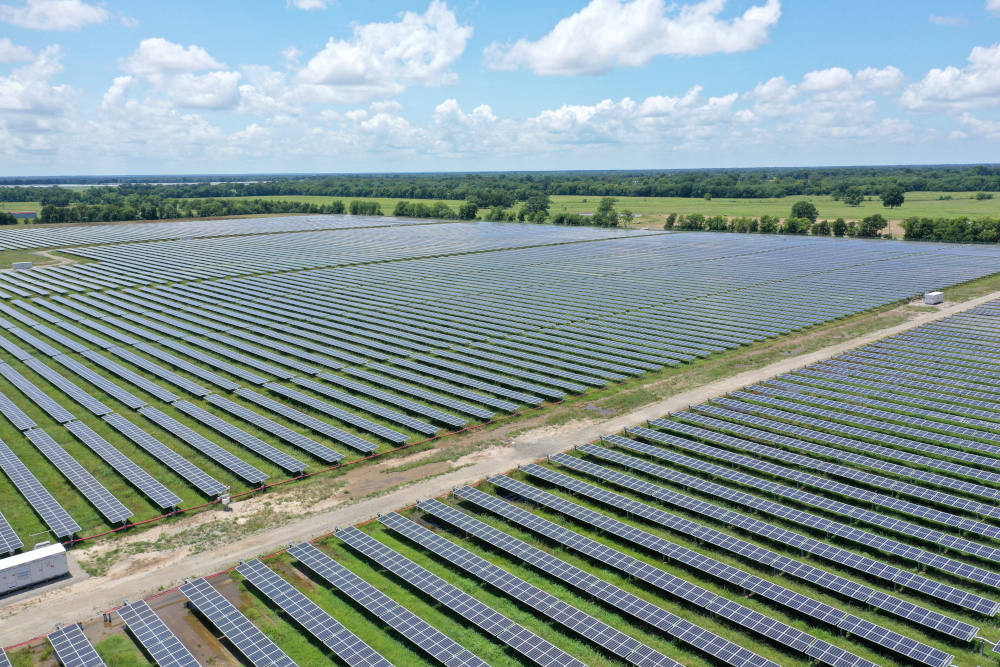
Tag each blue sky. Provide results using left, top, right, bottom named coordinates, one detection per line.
left=2, top=0, right=1000, bottom=175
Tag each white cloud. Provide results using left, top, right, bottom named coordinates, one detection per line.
left=167, top=71, right=241, bottom=109
left=929, top=14, right=966, bottom=26
left=485, top=0, right=781, bottom=76
left=296, top=0, right=472, bottom=103
left=901, top=43, right=1000, bottom=110
left=287, top=0, right=330, bottom=9
left=121, top=38, right=226, bottom=76
left=989, top=0, right=1000, bottom=14
left=0, top=0, right=107, bottom=30
left=0, top=37, right=33, bottom=62
left=957, top=112, right=1000, bottom=139
left=0, top=45, right=77, bottom=158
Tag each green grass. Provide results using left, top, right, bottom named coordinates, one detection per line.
left=0, top=201, right=39, bottom=214
left=93, top=634, right=151, bottom=666
left=550, top=191, right=1000, bottom=221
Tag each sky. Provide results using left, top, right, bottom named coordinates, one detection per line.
left=2, top=0, right=1000, bottom=176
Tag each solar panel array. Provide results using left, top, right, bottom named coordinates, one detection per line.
left=2, top=220, right=1000, bottom=666
left=47, top=623, right=106, bottom=667
left=179, top=577, right=297, bottom=667
left=117, top=600, right=200, bottom=667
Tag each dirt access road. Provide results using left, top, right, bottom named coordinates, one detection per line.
left=2, top=290, right=999, bottom=647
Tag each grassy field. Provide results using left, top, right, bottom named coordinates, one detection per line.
left=0, top=202, right=39, bottom=213
left=216, top=191, right=1000, bottom=223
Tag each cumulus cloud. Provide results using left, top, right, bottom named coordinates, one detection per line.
left=0, top=37, right=33, bottom=62
left=167, top=71, right=241, bottom=109
left=0, top=45, right=77, bottom=158
left=989, top=0, right=1000, bottom=13
left=901, top=43, right=1000, bottom=110
left=0, top=0, right=107, bottom=30
left=121, top=38, right=227, bottom=76
left=485, top=0, right=781, bottom=76
left=296, top=0, right=472, bottom=103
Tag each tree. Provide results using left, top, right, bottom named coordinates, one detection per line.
left=592, top=197, right=619, bottom=227
left=881, top=185, right=905, bottom=209
left=832, top=218, right=847, bottom=237
left=703, top=192, right=713, bottom=201
left=458, top=202, right=478, bottom=219
left=781, top=217, right=811, bottom=234
left=619, top=209, right=635, bottom=227
left=664, top=213, right=677, bottom=229
left=811, top=219, right=831, bottom=236
left=790, top=200, right=819, bottom=223
left=843, top=187, right=864, bottom=207
left=759, top=215, right=778, bottom=233
left=678, top=213, right=705, bottom=230
left=858, top=214, right=888, bottom=238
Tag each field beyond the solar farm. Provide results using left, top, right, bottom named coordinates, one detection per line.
left=4, top=215, right=1000, bottom=666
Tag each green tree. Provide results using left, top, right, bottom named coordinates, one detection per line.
left=664, top=213, right=677, bottom=229
left=593, top=197, right=619, bottom=227
left=457, top=202, right=478, bottom=219
left=790, top=200, right=819, bottom=223
left=843, top=187, right=864, bottom=206
left=811, top=219, right=831, bottom=236
left=858, top=214, right=888, bottom=238
left=619, top=209, right=635, bottom=227
left=881, top=185, right=905, bottom=209
left=781, top=217, right=811, bottom=234
left=703, top=192, right=712, bottom=201
left=831, top=218, right=847, bottom=237
left=759, top=215, right=778, bottom=233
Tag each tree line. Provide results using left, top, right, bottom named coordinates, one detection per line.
left=6, top=164, right=1000, bottom=207
left=36, top=197, right=371, bottom=224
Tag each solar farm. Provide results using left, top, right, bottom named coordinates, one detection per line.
left=2, top=214, right=1000, bottom=666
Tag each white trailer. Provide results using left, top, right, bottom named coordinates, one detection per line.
left=0, top=543, right=69, bottom=595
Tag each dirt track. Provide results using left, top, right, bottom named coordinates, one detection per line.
left=2, top=290, right=999, bottom=647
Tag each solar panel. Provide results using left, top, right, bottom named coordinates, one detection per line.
left=103, top=413, right=227, bottom=497
left=505, top=469, right=953, bottom=667
left=80, top=350, right=179, bottom=403
left=553, top=450, right=981, bottom=639
left=0, top=437, right=80, bottom=537
left=0, top=363, right=77, bottom=423
left=294, top=376, right=440, bottom=435
left=53, top=355, right=147, bottom=409
left=173, top=400, right=306, bottom=473
left=235, top=559, right=392, bottom=667
left=48, top=623, right=106, bottom=667
left=585, top=440, right=1000, bottom=618
left=235, top=388, right=377, bottom=453
left=203, top=393, right=342, bottom=463
left=65, top=419, right=182, bottom=511
left=379, top=512, right=682, bottom=667
left=0, top=647, right=10, bottom=667
left=0, top=509, right=23, bottom=554
left=108, top=347, right=211, bottom=397
left=438, top=489, right=816, bottom=667
left=288, top=542, right=488, bottom=667
left=337, top=526, right=584, bottom=667
left=24, top=427, right=133, bottom=524
left=22, top=357, right=112, bottom=417
left=133, top=343, right=240, bottom=392
left=343, top=367, right=491, bottom=420
left=264, top=383, right=408, bottom=444
left=180, top=577, right=297, bottom=667
left=138, top=406, right=269, bottom=485
left=0, top=388, right=37, bottom=431
left=117, top=600, right=200, bottom=667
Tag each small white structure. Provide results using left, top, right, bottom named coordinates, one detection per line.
left=11, top=261, right=31, bottom=270
left=924, top=291, right=944, bottom=305
left=0, top=543, right=69, bottom=595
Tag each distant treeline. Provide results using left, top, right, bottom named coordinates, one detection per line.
left=7, top=165, right=1000, bottom=207
left=901, top=217, right=1000, bottom=243
left=667, top=213, right=889, bottom=238
left=36, top=197, right=378, bottom=223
